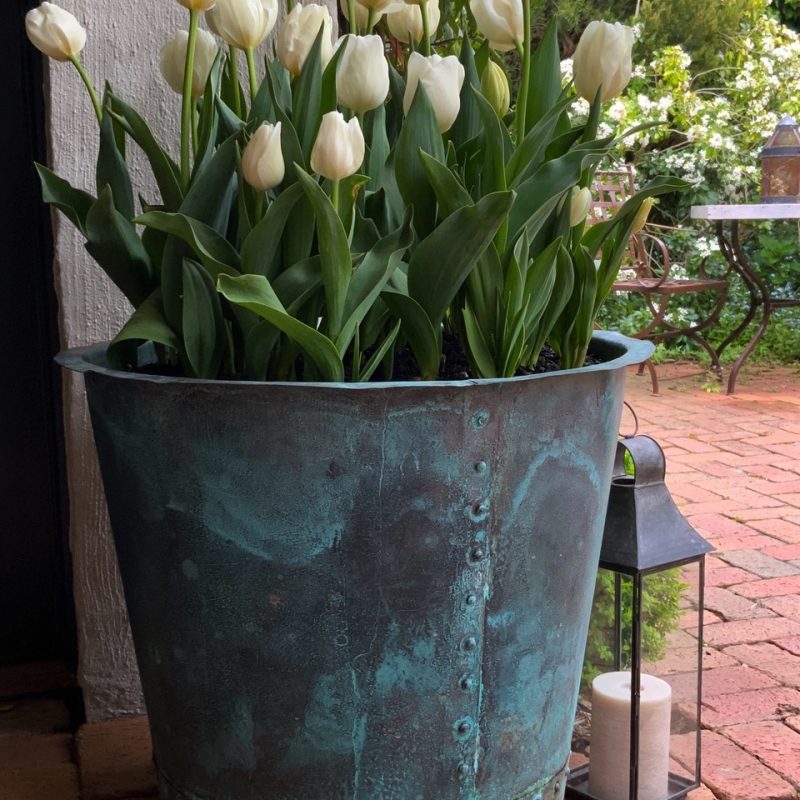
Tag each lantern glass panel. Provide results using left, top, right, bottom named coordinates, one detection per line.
left=568, top=563, right=703, bottom=800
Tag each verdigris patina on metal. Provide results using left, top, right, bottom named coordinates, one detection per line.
left=59, top=332, right=652, bottom=800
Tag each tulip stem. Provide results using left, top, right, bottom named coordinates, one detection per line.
left=245, top=48, right=259, bottom=103
left=347, top=0, right=358, bottom=34
left=229, top=46, right=244, bottom=119
left=69, top=56, right=102, bottom=125
left=331, top=179, right=340, bottom=215
left=180, top=10, right=200, bottom=191
left=366, top=8, right=376, bottom=32
left=421, top=2, right=432, bottom=56
left=193, top=99, right=200, bottom=157
left=515, top=0, right=532, bottom=138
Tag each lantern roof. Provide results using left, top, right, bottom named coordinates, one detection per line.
left=762, top=115, right=800, bottom=153
left=599, top=436, right=713, bottom=574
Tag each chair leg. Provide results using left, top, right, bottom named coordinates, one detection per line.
left=644, top=358, right=659, bottom=394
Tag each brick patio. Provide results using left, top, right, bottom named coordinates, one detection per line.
left=2, top=361, right=799, bottom=799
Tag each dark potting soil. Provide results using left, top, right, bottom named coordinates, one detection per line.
left=130, top=334, right=604, bottom=381
left=388, top=333, right=604, bottom=381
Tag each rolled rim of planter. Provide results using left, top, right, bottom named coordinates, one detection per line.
left=56, top=330, right=654, bottom=387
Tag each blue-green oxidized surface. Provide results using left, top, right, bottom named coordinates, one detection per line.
left=58, top=333, right=652, bottom=800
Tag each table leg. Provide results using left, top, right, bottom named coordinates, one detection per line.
left=716, top=221, right=772, bottom=394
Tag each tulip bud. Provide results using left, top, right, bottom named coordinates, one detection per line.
left=480, top=60, right=510, bottom=119
left=569, top=187, right=592, bottom=227
left=205, top=0, right=274, bottom=50
left=385, top=0, right=440, bottom=45
left=469, top=0, right=523, bottom=53
left=311, top=112, right=365, bottom=181
left=572, top=20, right=634, bottom=103
left=160, top=29, right=219, bottom=96
left=25, top=2, right=86, bottom=62
left=277, top=3, right=334, bottom=76
left=403, top=52, right=465, bottom=133
left=336, top=35, right=389, bottom=114
left=630, top=197, right=654, bottom=234
left=178, top=0, right=217, bottom=10
left=242, top=123, right=285, bottom=191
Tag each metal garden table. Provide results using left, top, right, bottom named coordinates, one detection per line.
left=690, top=204, right=800, bottom=394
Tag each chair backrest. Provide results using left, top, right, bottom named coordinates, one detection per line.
left=590, top=166, right=653, bottom=279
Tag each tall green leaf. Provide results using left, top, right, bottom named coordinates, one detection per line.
left=240, top=182, right=304, bottom=278
left=395, top=85, right=445, bottom=239
left=97, top=109, right=134, bottom=220
left=295, top=167, right=352, bottom=338
left=380, top=289, right=441, bottom=380
left=106, top=289, right=179, bottom=369
left=84, top=188, right=154, bottom=307
left=35, top=164, right=95, bottom=236
left=408, top=190, right=514, bottom=327
left=136, top=211, right=241, bottom=279
left=292, top=27, right=326, bottom=159
left=525, top=17, right=561, bottom=133
left=218, top=273, right=344, bottom=381
left=182, top=258, right=226, bottom=378
left=336, top=210, right=414, bottom=354
left=108, top=92, right=183, bottom=212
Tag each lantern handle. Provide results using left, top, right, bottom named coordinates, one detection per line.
left=612, top=435, right=666, bottom=487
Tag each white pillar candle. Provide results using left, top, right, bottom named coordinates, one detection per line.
left=588, top=671, right=672, bottom=800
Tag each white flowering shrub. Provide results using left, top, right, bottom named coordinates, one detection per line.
left=565, top=12, right=800, bottom=362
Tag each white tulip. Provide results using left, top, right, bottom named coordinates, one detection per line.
left=569, top=186, right=592, bottom=227
left=178, top=0, right=217, bottom=10
left=277, top=3, right=334, bottom=76
left=160, top=29, right=219, bottom=97
left=403, top=52, right=465, bottom=133
left=205, top=0, right=272, bottom=50
left=572, top=20, right=634, bottom=103
left=336, top=35, right=389, bottom=114
left=385, top=0, right=440, bottom=45
left=242, top=123, right=285, bottom=191
left=469, top=0, right=523, bottom=52
left=310, top=111, right=365, bottom=181
left=25, top=2, right=86, bottom=62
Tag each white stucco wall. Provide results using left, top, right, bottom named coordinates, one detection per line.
left=45, top=0, right=337, bottom=720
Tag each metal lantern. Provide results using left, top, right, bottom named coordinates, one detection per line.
left=566, top=436, right=714, bottom=800
left=760, top=114, right=800, bottom=202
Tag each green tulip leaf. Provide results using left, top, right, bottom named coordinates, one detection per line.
left=35, top=163, right=95, bottom=236
left=292, top=26, right=326, bottom=159
left=525, top=17, right=562, bottom=134
left=108, top=91, right=183, bottom=212
left=84, top=187, right=154, bottom=307
left=395, top=84, right=445, bottom=240
left=336, top=209, right=414, bottom=355
left=106, top=289, right=179, bottom=370
left=418, top=151, right=472, bottom=220
left=380, top=289, right=441, bottom=380
left=217, top=273, right=344, bottom=382
left=462, top=303, right=497, bottom=378
left=180, top=133, right=239, bottom=234
left=358, top=319, right=402, bottom=382
left=181, top=258, right=226, bottom=379
left=97, top=108, right=135, bottom=221
left=408, top=190, right=515, bottom=327
left=240, top=182, right=305, bottom=279
left=136, top=211, right=241, bottom=280
left=472, top=86, right=507, bottom=196
left=295, top=166, right=352, bottom=338
left=449, top=32, right=482, bottom=149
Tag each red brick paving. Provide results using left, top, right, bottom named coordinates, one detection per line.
left=625, top=363, right=800, bottom=800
